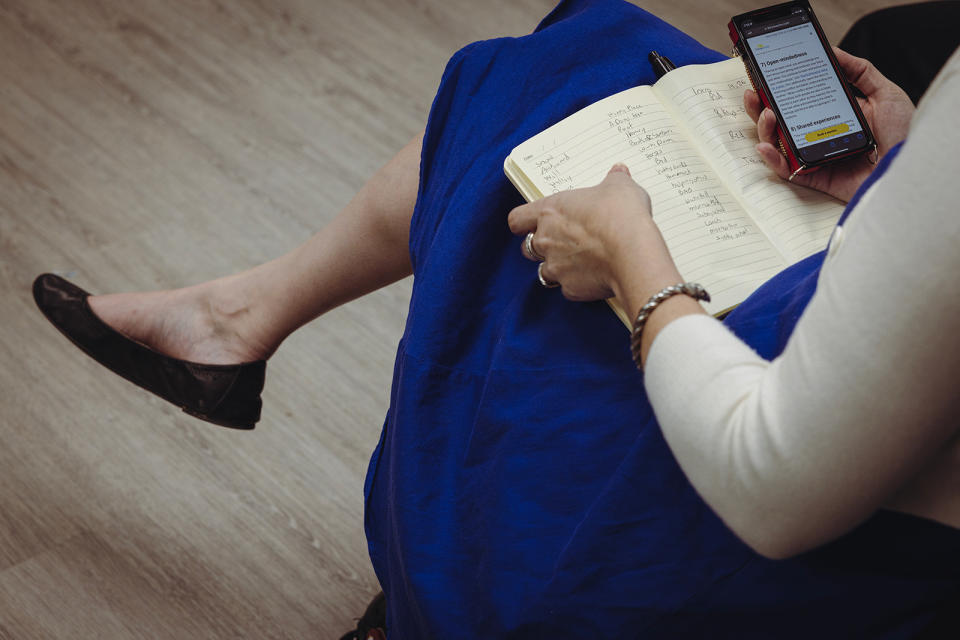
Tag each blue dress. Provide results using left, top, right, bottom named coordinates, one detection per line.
left=362, top=1, right=960, bottom=636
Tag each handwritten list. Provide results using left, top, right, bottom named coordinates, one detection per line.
left=506, top=57, right=843, bottom=315
left=660, top=59, right=843, bottom=262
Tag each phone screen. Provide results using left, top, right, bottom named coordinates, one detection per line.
left=740, top=5, right=868, bottom=163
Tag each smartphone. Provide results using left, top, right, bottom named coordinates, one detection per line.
left=728, top=1, right=875, bottom=177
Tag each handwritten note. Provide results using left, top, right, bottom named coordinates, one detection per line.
left=504, top=58, right=843, bottom=316
left=510, top=90, right=780, bottom=312
left=658, top=58, right=843, bottom=263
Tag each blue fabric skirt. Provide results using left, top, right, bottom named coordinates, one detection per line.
left=362, top=1, right=960, bottom=636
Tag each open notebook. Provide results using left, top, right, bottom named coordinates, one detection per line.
left=504, top=57, right=843, bottom=326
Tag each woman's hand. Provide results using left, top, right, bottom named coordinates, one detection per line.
left=508, top=164, right=707, bottom=366
left=507, top=165, right=669, bottom=302
left=746, top=47, right=915, bottom=202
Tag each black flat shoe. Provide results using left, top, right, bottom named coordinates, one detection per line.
left=32, top=273, right=266, bottom=430
left=339, top=592, right=386, bottom=640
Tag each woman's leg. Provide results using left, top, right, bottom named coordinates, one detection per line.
left=89, top=131, right=423, bottom=365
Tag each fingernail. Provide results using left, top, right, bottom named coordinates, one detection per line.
left=610, top=163, right=631, bottom=175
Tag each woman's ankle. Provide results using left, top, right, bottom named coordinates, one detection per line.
left=89, top=282, right=277, bottom=365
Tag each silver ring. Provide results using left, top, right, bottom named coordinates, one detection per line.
left=524, top=232, right=545, bottom=262
left=537, top=262, right=559, bottom=288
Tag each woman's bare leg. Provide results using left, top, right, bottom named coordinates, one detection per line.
left=89, top=131, right=423, bottom=365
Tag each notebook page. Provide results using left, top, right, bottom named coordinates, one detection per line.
left=653, top=58, right=843, bottom=263
left=506, top=85, right=786, bottom=316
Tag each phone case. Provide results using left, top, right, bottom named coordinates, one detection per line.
left=727, top=20, right=816, bottom=179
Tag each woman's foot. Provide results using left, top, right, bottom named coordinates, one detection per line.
left=88, top=278, right=277, bottom=366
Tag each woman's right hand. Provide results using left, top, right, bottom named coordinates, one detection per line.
left=744, top=47, right=915, bottom=202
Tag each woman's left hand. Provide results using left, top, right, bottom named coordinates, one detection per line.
left=507, top=164, right=679, bottom=306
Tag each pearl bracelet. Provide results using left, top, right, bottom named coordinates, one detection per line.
left=630, top=282, right=710, bottom=370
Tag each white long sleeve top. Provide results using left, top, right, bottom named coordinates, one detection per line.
left=645, top=50, right=960, bottom=559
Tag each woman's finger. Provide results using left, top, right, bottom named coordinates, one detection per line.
left=755, top=142, right=791, bottom=179
left=744, top=89, right=763, bottom=124
left=756, top=107, right=778, bottom=146
left=607, top=162, right=631, bottom=176
left=521, top=230, right=546, bottom=262
left=754, top=110, right=792, bottom=179
left=507, top=202, right=539, bottom=235
left=833, top=47, right=887, bottom=98
left=537, top=260, right=560, bottom=288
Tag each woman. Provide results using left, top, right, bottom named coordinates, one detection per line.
left=35, top=0, right=958, bottom=636
left=508, top=49, right=956, bottom=559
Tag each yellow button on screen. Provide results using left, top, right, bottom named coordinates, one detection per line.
left=804, top=123, right=850, bottom=142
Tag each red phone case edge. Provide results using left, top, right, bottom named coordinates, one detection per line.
left=727, top=19, right=818, bottom=177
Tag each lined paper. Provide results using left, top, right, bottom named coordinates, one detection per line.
left=507, top=85, right=785, bottom=315
left=654, top=58, right=843, bottom=263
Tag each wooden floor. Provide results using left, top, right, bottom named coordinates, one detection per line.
left=0, top=0, right=908, bottom=637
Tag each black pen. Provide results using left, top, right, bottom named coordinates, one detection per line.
left=648, top=51, right=676, bottom=79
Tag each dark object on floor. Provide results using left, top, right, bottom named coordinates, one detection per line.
left=839, top=1, right=960, bottom=104
left=339, top=591, right=387, bottom=640
left=32, top=273, right=265, bottom=430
